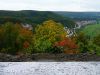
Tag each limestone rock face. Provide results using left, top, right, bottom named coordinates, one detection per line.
left=0, top=62, right=100, bottom=75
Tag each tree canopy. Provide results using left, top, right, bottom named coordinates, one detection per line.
left=34, top=20, right=67, bottom=52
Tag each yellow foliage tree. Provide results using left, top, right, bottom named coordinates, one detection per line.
left=34, top=20, right=67, bottom=52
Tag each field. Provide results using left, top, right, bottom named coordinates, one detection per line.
left=81, top=24, right=100, bottom=38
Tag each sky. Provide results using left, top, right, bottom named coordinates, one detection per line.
left=0, top=0, right=99, bottom=11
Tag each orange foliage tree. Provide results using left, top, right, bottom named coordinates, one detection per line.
left=54, top=38, right=79, bottom=54
left=13, top=23, right=34, bottom=54
left=23, top=41, right=30, bottom=48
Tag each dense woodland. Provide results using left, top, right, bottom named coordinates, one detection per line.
left=0, top=20, right=100, bottom=56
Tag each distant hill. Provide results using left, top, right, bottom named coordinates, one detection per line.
left=81, top=24, right=100, bottom=38
left=55, top=12, right=100, bottom=21
left=0, top=10, right=75, bottom=28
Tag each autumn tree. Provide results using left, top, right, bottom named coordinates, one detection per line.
left=0, top=22, right=34, bottom=55
left=15, top=24, right=34, bottom=54
left=34, top=20, right=67, bottom=53
left=54, top=38, right=79, bottom=54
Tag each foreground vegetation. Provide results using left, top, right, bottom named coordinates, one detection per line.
left=0, top=20, right=100, bottom=56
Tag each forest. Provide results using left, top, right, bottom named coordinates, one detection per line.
left=0, top=20, right=100, bottom=56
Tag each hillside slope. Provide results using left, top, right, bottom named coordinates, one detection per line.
left=55, top=12, right=100, bottom=20
left=81, top=24, right=100, bottom=38
left=0, top=10, right=75, bottom=28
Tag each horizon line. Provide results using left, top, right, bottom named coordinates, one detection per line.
left=0, top=10, right=100, bottom=12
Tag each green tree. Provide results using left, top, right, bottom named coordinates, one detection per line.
left=92, top=34, right=100, bottom=55
left=1, top=22, right=19, bottom=54
left=93, top=34, right=100, bottom=46
left=76, top=32, right=89, bottom=53
left=0, top=26, right=5, bottom=49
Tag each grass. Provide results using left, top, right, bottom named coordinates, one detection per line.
left=81, top=24, right=100, bottom=38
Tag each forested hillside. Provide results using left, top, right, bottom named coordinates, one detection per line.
left=0, top=10, right=75, bottom=28
left=55, top=12, right=100, bottom=20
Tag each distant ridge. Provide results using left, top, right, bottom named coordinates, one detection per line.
left=55, top=11, right=100, bottom=20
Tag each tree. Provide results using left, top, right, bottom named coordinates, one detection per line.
left=15, top=24, right=34, bottom=54
left=0, top=26, right=5, bottom=49
left=92, top=34, right=100, bottom=55
left=0, top=22, right=19, bottom=54
left=34, top=20, right=67, bottom=53
left=54, top=38, right=79, bottom=54
left=76, top=32, right=89, bottom=53
left=93, top=34, right=100, bottom=46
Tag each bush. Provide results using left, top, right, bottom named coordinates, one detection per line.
left=0, top=47, right=17, bottom=55
left=22, top=46, right=34, bottom=55
left=95, top=46, right=100, bottom=55
left=46, top=46, right=63, bottom=54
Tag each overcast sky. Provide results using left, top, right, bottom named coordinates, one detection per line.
left=0, top=0, right=99, bottom=11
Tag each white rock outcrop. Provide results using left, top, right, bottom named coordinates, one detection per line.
left=0, top=62, right=100, bottom=75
